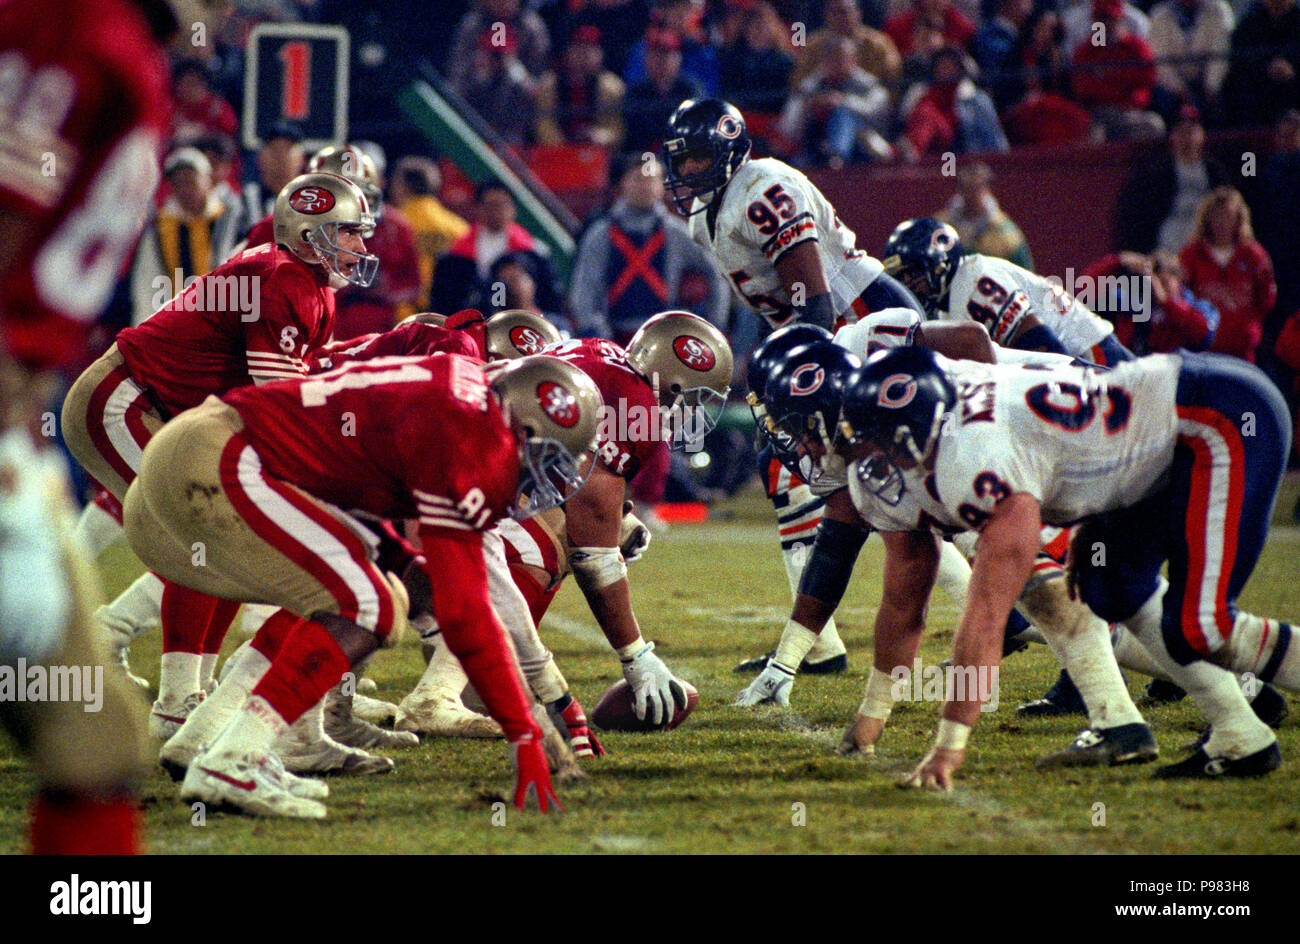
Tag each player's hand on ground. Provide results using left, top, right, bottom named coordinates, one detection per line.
left=836, top=713, right=884, bottom=757
left=621, top=642, right=687, bottom=725
left=899, top=746, right=966, bottom=792
left=734, top=661, right=795, bottom=707
left=512, top=733, right=563, bottom=812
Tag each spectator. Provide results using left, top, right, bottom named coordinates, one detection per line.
left=1070, top=0, right=1165, bottom=141
left=899, top=45, right=1008, bottom=159
left=1061, top=0, right=1150, bottom=52
left=430, top=180, right=561, bottom=316
left=1083, top=250, right=1219, bottom=354
left=623, top=0, right=720, bottom=96
left=1011, top=6, right=1072, bottom=101
left=884, top=0, right=977, bottom=60
left=535, top=24, right=627, bottom=147
left=453, top=27, right=539, bottom=147
left=973, top=0, right=1035, bottom=111
left=564, top=0, right=654, bottom=76
left=130, top=148, right=240, bottom=324
left=1221, top=0, right=1300, bottom=127
left=778, top=37, right=894, bottom=166
left=1254, top=110, right=1300, bottom=348
left=936, top=162, right=1033, bottom=268
left=170, top=59, right=239, bottom=145
left=240, top=121, right=305, bottom=228
left=1148, top=0, right=1235, bottom=121
left=622, top=27, right=701, bottom=152
left=1116, top=104, right=1227, bottom=254
left=719, top=1, right=797, bottom=115
left=1179, top=186, right=1278, bottom=361
left=798, top=0, right=902, bottom=88
left=445, top=0, right=551, bottom=89
left=389, top=157, right=472, bottom=305
left=567, top=153, right=728, bottom=344
left=188, top=132, right=241, bottom=207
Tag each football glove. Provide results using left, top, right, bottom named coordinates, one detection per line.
left=619, top=508, right=652, bottom=564
left=511, top=732, right=562, bottom=812
left=734, top=661, right=795, bottom=707
left=621, top=642, right=687, bottom=726
left=549, top=695, right=606, bottom=758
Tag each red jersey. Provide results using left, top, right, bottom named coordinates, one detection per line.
left=334, top=207, right=422, bottom=340
left=0, top=0, right=171, bottom=369
left=1179, top=238, right=1277, bottom=362
left=223, top=354, right=519, bottom=537
left=543, top=337, right=666, bottom=480
left=308, top=319, right=482, bottom=371
left=1070, top=34, right=1156, bottom=109
left=245, top=214, right=274, bottom=249
left=115, top=242, right=335, bottom=415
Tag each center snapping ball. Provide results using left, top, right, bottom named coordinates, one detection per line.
left=590, top=679, right=699, bottom=732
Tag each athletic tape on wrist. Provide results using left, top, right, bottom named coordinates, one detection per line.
left=569, top=545, right=627, bottom=593
left=616, top=636, right=649, bottom=661
left=935, top=718, right=971, bottom=751
left=858, top=667, right=896, bottom=720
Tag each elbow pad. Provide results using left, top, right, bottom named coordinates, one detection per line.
left=796, top=517, right=871, bottom=610
left=568, top=545, right=627, bottom=593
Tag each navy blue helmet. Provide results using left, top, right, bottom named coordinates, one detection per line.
left=662, top=98, right=752, bottom=216
left=841, top=346, right=956, bottom=493
left=881, top=218, right=963, bottom=317
left=761, top=340, right=862, bottom=480
left=746, top=323, right=834, bottom=399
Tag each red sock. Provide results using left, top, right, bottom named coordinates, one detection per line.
left=30, top=790, right=141, bottom=855
left=202, top=598, right=241, bottom=655
left=511, top=565, right=559, bottom=628
left=161, top=581, right=219, bottom=654
left=250, top=608, right=304, bottom=660
left=251, top=620, right=351, bottom=726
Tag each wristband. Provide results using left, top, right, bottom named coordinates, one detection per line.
left=935, top=718, right=971, bottom=751
left=616, top=636, right=649, bottom=662
left=858, top=667, right=897, bottom=720
left=794, top=293, right=836, bottom=330
left=773, top=619, right=819, bottom=672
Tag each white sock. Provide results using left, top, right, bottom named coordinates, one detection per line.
left=97, top=571, right=164, bottom=640
left=200, top=652, right=219, bottom=688
left=1224, top=613, right=1299, bottom=693
left=208, top=694, right=287, bottom=759
left=169, top=641, right=271, bottom=750
left=1111, top=624, right=1170, bottom=680
left=73, top=500, right=123, bottom=559
left=239, top=602, right=279, bottom=637
left=934, top=539, right=972, bottom=608
left=159, top=651, right=203, bottom=703
left=1122, top=581, right=1273, bottom=758
left=1021, top=578, right=1144, bottom=729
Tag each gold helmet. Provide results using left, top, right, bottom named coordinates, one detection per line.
left=273, top=172, right=378, bottom=287
left=489, top=355, right=604, bottom=518
left=308, top=144, right=383, bottom=210
left=413, top=312, right=446, bottom=327
left=485, top=309, right=561, bottom=360
left=625, top=310, right=733, bottom=449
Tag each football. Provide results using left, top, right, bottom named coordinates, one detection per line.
left=590, top=679, right=699, bottom=732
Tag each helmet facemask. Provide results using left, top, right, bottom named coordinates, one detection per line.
left=511, top=435, right=592, bottom=520
left=661, top=382, right=728, bottom=451
left=664, top=139, right=739, bottom=216
left=305, top=220, right=378, bottom=288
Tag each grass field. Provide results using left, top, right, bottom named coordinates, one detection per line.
left=3, top=477, right=1300, bottom=855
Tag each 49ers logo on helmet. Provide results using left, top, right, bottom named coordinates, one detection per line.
left=877, top=373, right=917, bottom=408
left=537, top=381, right=579, bottom=428
left=289, top=186, right=336, bottom=214
left=510, top=325, right=546, bottom=355
left=673, top=335, right=716, bottom=371
left=789, top=363, right=825, bottom=396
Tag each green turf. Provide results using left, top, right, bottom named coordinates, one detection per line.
left=4, top=478, right=1300, bottom=854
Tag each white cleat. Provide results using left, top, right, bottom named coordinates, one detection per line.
left=149, top=691, right=204, bottom=740
left=160, top=736, right=328, bottom=800
left=357, top=677, right=378, bottom=694
left=324, top=688, right=418, bottom=750
left=352, top=691, right=397, bottom=725
left=275, top=719, right=395, bottom=775
left=395, top=691, right=504, bottom=738
left=102, top=623, right=150, bottom=690
left=181, top=750, right=327, bottom=819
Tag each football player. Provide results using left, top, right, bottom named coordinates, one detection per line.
left=842, top=346, right=1300, bottom=787
left=663, top=98, right=926, bottom=677
left=61, top=171, right=378, bottom=740
left=121, top=353, right=601, bottom=816
left=0, top=0, right=180, bottom=854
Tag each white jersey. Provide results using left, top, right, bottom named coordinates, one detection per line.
left=940, top=254, right=1114, bottom=357
left=932, top=355, right=1181, bottom=528
left=688, top=158, right=882, bottom=328
left=832, top=307, right=1076, bottom=368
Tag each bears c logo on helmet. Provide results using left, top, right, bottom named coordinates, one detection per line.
left=537, top=381, right=579, bottom=428
left=877, top=373, right=917, bottom=408
left=510, top=325, right=546, bottom=355
left=289, top=187, right=336, bottom=214
left=716, top=115, right=742, bottom=139
left=673, top=335, right=716, bottom=371
left=789, top=363, right=825, bottom=396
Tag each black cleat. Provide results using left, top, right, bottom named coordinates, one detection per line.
left=1017, top=669, right=1088, bottom=717
left=1035, top=723, right=1159, bottom=769
left=1154, top=741, right=1282, bottom=779
left=732, top=650, right=847, bottom=674
left=1250, top=683, right=1289, bottom=729
left=1138, top=678, right=1187, bottom=706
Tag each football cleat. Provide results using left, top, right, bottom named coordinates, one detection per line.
left=1035, top=723, right=1159, bottom=769
left=1250, top=683, right=1289, bottom=729
left=323, top=687, right=418, bottom=751
left=113, top=642, right=151, bottom=691
left=732, top=650, right=847, bottom=675
left=148, top=691, right=204, bottom=740
left=1016, top=669, right=1087, bottom=718
left=181, top=750, right=327, bottom=819
left=276, top=708, right=395, bottom=775
left=1154, top=741, right=1281, bottom=779
left=159, top=734, right=328, bottom=800
left=395, top=691, right=504, bottom=739
left=352, top=691, right=397, bottom=725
